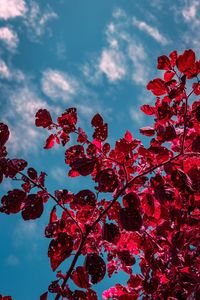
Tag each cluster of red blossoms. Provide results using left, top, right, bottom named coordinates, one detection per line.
left=0, top=49, right=200, bottom=299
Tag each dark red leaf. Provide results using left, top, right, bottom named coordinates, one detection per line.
left=35, top=109, right=53, bottom=128
left=123, top=193, right=140, bottom=209
left=85, top=253, right=106, bottom=284
left=192, top=136, right=200, bottom=152
left=57, top=107, right=77, bottom=132
left=157, top=55, right=171, bottom=70
left=6, top=159, right=27, bottom=178
left=71, top=266, right=90, bottom=288
left=103, top=223, right=120, bottom=243
left=22, top=194, right=43, bottom=220
left=93, top=123, right=108, bottom=142
left=48, top=233, right=73, bottom=271
left=95, top=168, right=118, bottom=192
left=119, top=208, right=142, bottom=231
left=86, top=289, right=98, bottom=300
left=0, top=123, right=9, bottom=148
left=27, top=167, right=38, bottom=180
left=70, top=157, right=96, bottom=176
left=91, top=114, right=103, bottom=127
left=40, top=292, right=48, bottom=300
left=118, top=250, right=136, bottom=266
left=65, top=145, right=84, bottom=164
left=74, top=190, right=96, bottom=206
left=154, top=183, right=174, bottom=202
left=171, top=169, right=194, bottom=192
left=0, top=189, right=26, bottom=214
left=140, top=126, right=155, bottom=136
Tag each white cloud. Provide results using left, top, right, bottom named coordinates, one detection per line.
left=4, top=86, right=48, bottom=155
left=24, top=1, right=57, bottom=37
left=99, top=49, right=126, bottom=81
left=0, top=27, right=19, bottom=51
left=83, top=8, right=150, bottom=86
left=41, top=69, right=77, bottom=102
left=13, top=221, right=38, bottom=247
left=50, top=167, right=67, bottom=184
left=182, top=0, right=199, bottom=21
left=0, top=59, right=11, bottom=79
left=130, top=107, right=144, bottom=125
left=128, top=42, right=149, bottom=85
left=132, top=17, right=169, bottom=45
left=0, top=0, right=27, bottom=20
left=6, top=255, right=20, bottom=266
left=176, top=0, right=200, bottom=51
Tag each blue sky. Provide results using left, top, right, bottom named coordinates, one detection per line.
left=0, top=0, right=199, bottom=299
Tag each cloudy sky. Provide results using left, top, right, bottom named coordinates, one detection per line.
left=0, top=0, right=200, bottom=299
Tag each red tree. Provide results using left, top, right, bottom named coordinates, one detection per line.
left=0, top=49, right=200, bottom=300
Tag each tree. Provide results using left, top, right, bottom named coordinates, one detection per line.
left=0, top=49, right=200, bottom=300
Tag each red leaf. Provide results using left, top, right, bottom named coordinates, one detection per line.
left=103, top=223, right=120, bottom=243
left=118, top=250, right=136, bottom=266
left=74, top=190, right=96, bottom=206
left=0, top=123, right=9, bottom=148
left=44, top=134, right=56, bottom=149
left=122, top=193, right=140, bottom=209
left=85, top=253, right=106, bottom=284
left=57, top=107, right=77, bottom=132
left=146, top=78, right=167, bottom=96
left=48, top=232, right=73, bottom=271
left=177, top=49, right=195, bottom=73
left=0, top=189, right=26, bottom=214
left=193, top=83, right=200, bottom=95
left=157, top=55, right=171, bottom=70
left=27, top=167, right=38, bottom=180
left=86, top=289, right=98, bottom=300
left=6, top=159, right=27, bottom=178
left=71, top=266, right=90, bottom=288
left=192, top=136, right=200, bottom=152
left=40, top=292, right=48, bottom=300
left=93, top=123, right=108, bottom=142
left=91, top=113, right=103, bottom=127
left=140, top=104, right=155, bottom=115
left=70, top=157, right=96, bottom=176
left=119, top=208, right=142, bottom=231
left=22, top=194, right=44, bottom=220
left=95, top=168, right=118, bottom=192
left=35, top=109, right=53, bottom=128
left=164, top=71, right=175, bottom=82
left=140, top=126, right=155, bottom=136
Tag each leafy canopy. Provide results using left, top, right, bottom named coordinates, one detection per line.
left=0, top=49, right=200, bottom=300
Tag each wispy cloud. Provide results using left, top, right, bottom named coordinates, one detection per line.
left=24, top=1, right=57, bottom=38
left=83, top=8, right=150, bottom=86
left=3, top=85, right=48, bottom=155
left=0, top=27, right=19, bottom=51
left=128, top=42, right=149, bottom=85
left=129, top=107, right=144, bottom=125
left=41, top=69, right=77, bottom=102
left=175, top=0, right=200, bottom=51
left=0, top=0, right=27, bottom=20
left=99, top=49, right=126, bottom=82
left=0, top=59, right=11, bottom=79
left=182, top=0, right=199, bottom=21
left=132, top=16, right=169, bottom=45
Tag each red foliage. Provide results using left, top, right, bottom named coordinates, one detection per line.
left=1, top=49, right=200, bottom=299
